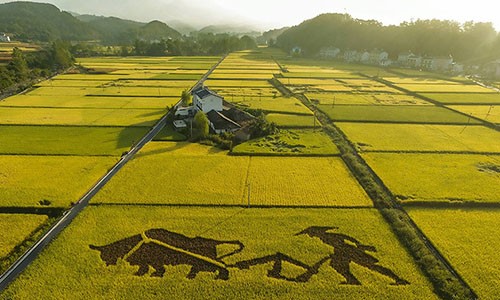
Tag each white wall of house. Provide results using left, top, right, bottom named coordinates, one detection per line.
left=360, top=52, right=370, bottom=63
left=0, top=34, right=10, bottom=42
left=193, top=94, right=223, bottom=113
left=319, top=47, right=340, bottom=58
left=343, top=50, right=360, bottom=63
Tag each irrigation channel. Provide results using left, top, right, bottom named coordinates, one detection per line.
left=0, top=54, right=228, bottom=291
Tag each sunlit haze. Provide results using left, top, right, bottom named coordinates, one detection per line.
left=0, top=0, right=498, bottom=31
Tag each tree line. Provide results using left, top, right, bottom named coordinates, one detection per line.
left=0, top=41, right=74, bottom=93
left=277, top=13, right=500, bottom=63
left=73, top=34, right=258, bottom=57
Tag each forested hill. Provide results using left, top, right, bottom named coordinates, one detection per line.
left=75, top=16, right=182, bottom=45
left=0, top=1, right=182, bottom=44
left=0, top=2, right=98, bottom=41
left=276, top=13, right=500, bottom=63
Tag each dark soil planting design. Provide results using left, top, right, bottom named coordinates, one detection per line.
left=90, top=227, right=409, bottom=285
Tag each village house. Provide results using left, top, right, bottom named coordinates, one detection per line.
left=484, top=59, right=500, bottom=79
left=343, top=50, right=360, bottom=63
left=0, top=33, right=10, bottom=42
left=359, top=49, right=390, bottom=66
left=407, top=54, right=423, bottom=68
left=318, top=46, right=340, bottom=59
left=421, top=55, right=453, bottom=72
left=360, top=51, right=370, bottom=64
left=174, top=86, right=255, bottom=137
left=192, top=86, right=223, bottom=113
left=369, top=50, right=389, bottom=66
left=398, top=51, right=422, bottom=68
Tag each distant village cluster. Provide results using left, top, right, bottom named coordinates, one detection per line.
left=291, top=46, right=500, bottom=78
left=313, top=46, right=463, bottom=74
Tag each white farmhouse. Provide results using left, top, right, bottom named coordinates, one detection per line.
left=422, top=56, right=453, bottom=72
left=397, top=51, right=413, bottom=65
left=407, top=54, right=423, bottom=68
left=398, top=51, right=422, bottom=68
left=0, top=33, right=10, bottom=42
left=343, top=50, right=360, bottom=63
left=369, top=49, right=389, bottom=65
left=484, top=59, right=500, bottom=79
left=192, top=86, right=223, bottom=113
left=360, top=51, right=370, bottom=64
left=319, top=46, right=340, bottom=58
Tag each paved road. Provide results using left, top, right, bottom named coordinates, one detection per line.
left=0, top=54, right=227, bottom=292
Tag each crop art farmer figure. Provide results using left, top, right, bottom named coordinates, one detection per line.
left=295, top=226, right=409, bottom=285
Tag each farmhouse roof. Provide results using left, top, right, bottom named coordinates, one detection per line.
left=193, top=86, right=222, bottom=100
left=206, top=110, right=241, bottom=130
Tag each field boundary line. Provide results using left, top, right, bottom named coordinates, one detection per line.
left=88, top=203, right=375, bottom=209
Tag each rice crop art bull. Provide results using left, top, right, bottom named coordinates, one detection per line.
left=89, top=229, right=244, bottom=280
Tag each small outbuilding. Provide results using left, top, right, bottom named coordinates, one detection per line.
left=206, top=110, right=241, bottom=134
left=173, top=120, right=188, bottom=131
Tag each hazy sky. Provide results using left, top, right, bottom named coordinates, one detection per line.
left=1, top=0, right=499, bottom=31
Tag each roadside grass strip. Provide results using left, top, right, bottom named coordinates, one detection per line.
left=363, top=153, right=500, bottom=203
left=0, top=125, right=149, bottom=156
left=0, top=207, right=436, bottom=299
left=319, top=105, right=477, bottom=124
left=0, top=155, right=118, bottom=207
left=306, top=93, right=430, bottom=105
left=0, top=107, right=165, bottom=127
left=448, top=105, right=499, bottom=124
left=0, top=214, right=48, bottom=258
left=408, top=208, right=500, bottom=299
left=232, top=129, right=339, bottom=156
left=420, top=93, right=500, bottom=104
left=336, top=123, right=500, bottom=153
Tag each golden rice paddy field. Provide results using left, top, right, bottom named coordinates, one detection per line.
left=336, top=123, right=500, bottom=153
left=306, top=93, right=430, bottom=105
left=0, top=214, right=48, bottom=258
left=0, top=155, right=118, bottom=207
left=0, top=207, right=437, bottom=300
left=408, top=208, right=500, bottom=299
left=93, top=142, right=370, bottom=207
left=448, top=105, right=499, bottom=124
left=362, top=153, right=500, bottom=203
